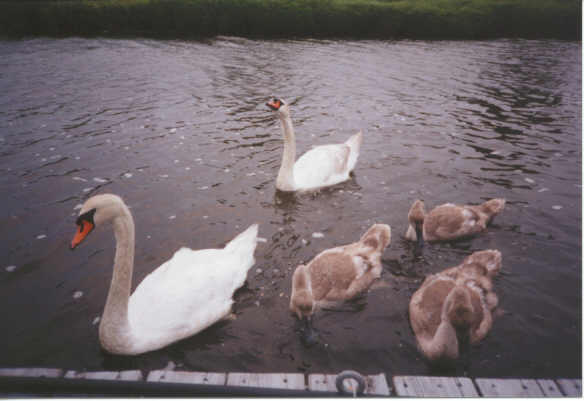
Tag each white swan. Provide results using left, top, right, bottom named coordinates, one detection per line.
left=70, top=194, right=258, bottom=355
left=266, top=98, right=362, bottom=192
left=409, top=250, right=502, bottom=362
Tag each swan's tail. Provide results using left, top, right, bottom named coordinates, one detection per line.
left=359, top=223, right=391, bottom=252
left=345, top=130, right=363, bottom=172
left=225, top=223, right=258, bottom=255
left=479, top=198, right=506, bottom=218
left=224, top=224, right=258, bottom=290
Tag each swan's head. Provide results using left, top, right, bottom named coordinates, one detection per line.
left=408, top=199, right=425, bottom=224
left=444, top=286, right=474, bottom=331
left=71, top=194, right=128, bottom=249
left=266, top=97, right=290, bottom=118
left=406, top=200, right=425, bottom=245
left=290, top=265, right=314, bottom=319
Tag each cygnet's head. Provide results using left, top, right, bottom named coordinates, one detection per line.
left=408, top=199, right=426, bottom=224
left=406, top=199, right=426, bottom=245
left=445, top=286, right=474, bottom=330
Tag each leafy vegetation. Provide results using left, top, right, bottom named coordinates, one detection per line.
left=0, top=0, right=579, bottom=39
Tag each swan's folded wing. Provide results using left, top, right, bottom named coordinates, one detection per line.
left=410, top=278, right=455, bottom=337
left=127, top=246, right=253, bottom=345
left=293, top=144, right=350, bottom=190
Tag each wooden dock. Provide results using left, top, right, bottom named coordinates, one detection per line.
left=0, top=368, right=580, bottom=397
left=393, top=376, right=581, bottom=397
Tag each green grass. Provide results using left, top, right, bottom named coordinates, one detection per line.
left=0, top=0, right=580, bottom=39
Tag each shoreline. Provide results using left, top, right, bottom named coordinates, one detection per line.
left=0, top=0, right=580, bottom=40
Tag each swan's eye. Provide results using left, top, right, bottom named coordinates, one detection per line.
left=76, top=208, right=96, bottom=226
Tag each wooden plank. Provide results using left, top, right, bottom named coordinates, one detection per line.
left=403, top=376, right=450, bottom=397
left=226, top=373, right=305, bottom=390
left=366, top=373, right=391, bottom=396
left=64, top=370, right=143, bottom=381
left=147, top=370, right=226, bottom=386
left=556, top=379, right=582, bottom=397
left=475, top=378, right=544, bottom=397
left=431, top=377, right=469, bottom=396
left=536, top=379, right=563, bottom=397
left=393, top=376, right=417, bottom=396
left=453, top=377, right=480, bottom=396
left=394, top=376, right=477, bottom=397
left=308, top=374, right=337, bottom=393
left=0, top=368, right=63, bottom=378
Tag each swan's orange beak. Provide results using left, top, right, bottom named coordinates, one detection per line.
left=71, top=221, right=94, bottom=250
left=266, top=99, right=282, bottom=110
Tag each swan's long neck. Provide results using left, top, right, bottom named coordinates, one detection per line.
left=99, top=205, right=136, bottom=354
left=417, top=290, right=462, bottom=361
left=276, top=115, right=297, bottom=191
left=418, top=319, right=459, bottom=361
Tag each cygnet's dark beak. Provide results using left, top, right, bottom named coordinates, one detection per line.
left=300, top=316, right=319, bottom=347
left=415, top=222, right=424, bottom=248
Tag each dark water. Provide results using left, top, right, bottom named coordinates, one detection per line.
left=0, top=37, right=580, bottom=379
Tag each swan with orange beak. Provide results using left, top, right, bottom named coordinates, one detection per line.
left=266, top=97, right=362, bottom=192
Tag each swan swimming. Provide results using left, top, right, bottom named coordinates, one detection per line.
left=290, top=224, right=391, bottom=345
left=266, top=98, right=362, bottom=192
left=405, top=198, right=505, bottom=246
left=409, top=250, right=502, bottom=362
left=70, top=194, right=258, bottom=355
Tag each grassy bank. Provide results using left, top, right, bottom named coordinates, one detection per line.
left=0, top=0, right=580, bottom=40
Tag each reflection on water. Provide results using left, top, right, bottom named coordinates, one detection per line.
left=0, top=37, right=580, bottom=378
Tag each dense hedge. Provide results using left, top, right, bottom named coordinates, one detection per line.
left=0, top=0, right=580, bottom=39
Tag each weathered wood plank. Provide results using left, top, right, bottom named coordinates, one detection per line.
left=147, top=370, right=226, bottom=386
left=475, top=378, right=544, bottom=397
left=0, top=368, right=63, bottom=378
left=393, top=376, right=416, bottom=396
left=308, top=374, right=337, bottom=393
left=366, top=373, right=391, bottom=396
left=431, top=377, right=468, bottom=396
left=394, top=376, right=478, bottom=397
left=453, top=377, right=480, bottom=396
left=226, top=373, right=305, bottom=390
left=536, top=379, right=563, bottom=397
left=556, top=379, right=582, bottom=397
left=64, top=370, right=143, bottom=381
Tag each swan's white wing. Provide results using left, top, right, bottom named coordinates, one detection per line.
left=293, top=144, right=350, bottom=190
left=127, top=232, right=255, bottom=352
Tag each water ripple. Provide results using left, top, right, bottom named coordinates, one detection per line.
left=0, top=37, right=580, bottom=378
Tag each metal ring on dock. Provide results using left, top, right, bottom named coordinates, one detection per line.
left=335, top=370, right=366, bottom=396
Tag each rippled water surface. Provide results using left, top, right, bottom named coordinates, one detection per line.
left=0, top=37, right=580, bottom=379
